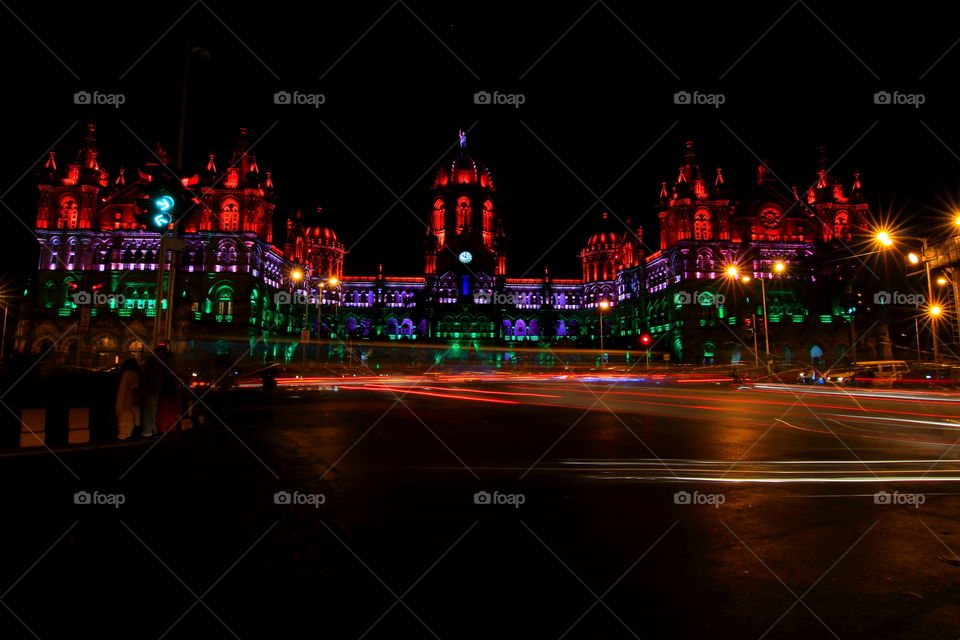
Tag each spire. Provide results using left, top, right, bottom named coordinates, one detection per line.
left=659, top=181, right=668, bottom=199
left=115, top=167, right=126, bottom=187
left=816, top=169, right=828, bottom=189
left=206, top=154, right=217, bottom=173
left=792, top=185, right=800, bottom=200
left=852, top=170, right=862, bottom=192
left=816, top=145, right=829, bottom=188
left=232, top=127, right=250, bottom=169
left=715, top=167, right=724, bottom=186
left=756, top=160, right=774, bottom=185
left=676, top=166, right=687, bottom=184
left=248, top=153, right=260, bottom=175
left=264, top=170, right=273, bottom=189
left=684, top=140, right=697, bottom=171
left=82, top=124, right=99, bottom=171
left=44, top=151, right=57, bottom=171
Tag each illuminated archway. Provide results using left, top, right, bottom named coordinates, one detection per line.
left=57, top=194, right=79, bottom=230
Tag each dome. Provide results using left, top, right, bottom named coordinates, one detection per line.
left=586, top=231, right=622, bottom=250
left=305, top=226, right=338, bottom=244
left=451, top=153, right=479, bottom=185
left=584, top=212, right=621, bottom=250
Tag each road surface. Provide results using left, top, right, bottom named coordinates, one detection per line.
left=3, top=376, right=960, bottom=639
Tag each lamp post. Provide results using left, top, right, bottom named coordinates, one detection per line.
left=315, top=276, right=339, bottom=362
left=884, top=232, right=940, bottom=363
left=598, top=299, right=610, bottom=368
left=729, top=261, right=784, bottom=376
left=290, top=268, right=307, bottom=365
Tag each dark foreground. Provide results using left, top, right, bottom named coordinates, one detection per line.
left=3, top=380, right=960, bottom=639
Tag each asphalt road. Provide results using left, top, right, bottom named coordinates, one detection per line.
left=3, top=377, right=960, bottom=639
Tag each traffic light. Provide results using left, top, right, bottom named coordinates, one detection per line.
left=640, top=333, right=652, bottom=346
left=135, top=173, right=199, bottom=231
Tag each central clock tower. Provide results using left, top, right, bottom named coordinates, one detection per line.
left=424, top=131, right=506, bottom=279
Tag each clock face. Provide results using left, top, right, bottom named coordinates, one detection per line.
left=458, top=251, right=473, bottom=264
left=760, top=208, right=781, bottom=230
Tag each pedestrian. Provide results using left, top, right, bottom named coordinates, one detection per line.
left=115, top=358, right=141, bottom=440
left=140, top=344, right=168, bottom=437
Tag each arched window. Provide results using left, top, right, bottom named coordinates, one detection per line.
left=693, top=208, right=713, bottom=240
left=482, top=200, right=494, bottom=248
left=695, top=249, right=713, bottom=272
left=217, top=241, right=237, bottom=266
left=43, top=282, right=56, bottom=308
left=220, top=198, right=240, bottom=232
left=833, top=211, right=850, bottom=240
left=213, top=286, right=234, bottom=321
left=57, top=195, right=79, bottom=230
left=456, top=197, right=471, bottom=232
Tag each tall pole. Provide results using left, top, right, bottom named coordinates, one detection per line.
left=923, top=239, right=939, bottom=364
left=151, top=237, right=166, bottom=348
left=761, top=277, right=771, bottom=374
left=598, top=304, right=605, bottom=368
left=752, top=313, right=760, bottom=368
left=177, top=40, right=191, bottom=171
left=915, top=317, right=922, bottom=362
left=317, top=284, right=327, bottom=363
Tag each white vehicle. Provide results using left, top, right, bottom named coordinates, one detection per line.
left=825, top=360, right=909, bottom=386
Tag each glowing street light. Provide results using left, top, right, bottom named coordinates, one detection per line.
left=315, top=275, right=342, bottom=356
left=929, top=304, right=943, bottom=317
left=597, top=300, right=610, bottom=368
left=290, top=269, right=304, bottom=282
left=729, top=262, right=785, bottom=374
left=937, top=276, right=949, bottom=286
left=907, top=252, right=921, bottom=265
left=876, top=230, right=894, bottom=246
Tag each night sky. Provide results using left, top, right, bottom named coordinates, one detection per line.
left=3, top=1, right=960, bottom=282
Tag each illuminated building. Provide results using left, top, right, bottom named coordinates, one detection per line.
left=19, top=128, right=874, bottom=366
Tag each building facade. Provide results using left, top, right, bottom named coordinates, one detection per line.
left=18, top=128, right=877, bottom=368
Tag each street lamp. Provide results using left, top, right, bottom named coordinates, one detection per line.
left=877, top=232, right=940, bottom=363
left=598, top=300, right=610, bottom=367
left=315, top=276, right=340, bottom=362
left=729, top=262, right=784, bottom=375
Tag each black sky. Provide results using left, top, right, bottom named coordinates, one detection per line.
left=3, top=1, right=960, bottom=282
